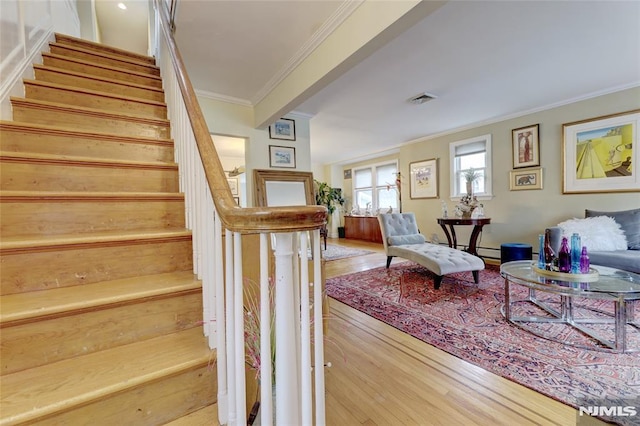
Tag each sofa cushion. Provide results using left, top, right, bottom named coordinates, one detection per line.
left=387, top=234, right=426, bottom=246
left=585, top=208, right=640, bottom=250
left=589, top=250, right=640, bottom=274
left=557, top=216, right=627, bottom=251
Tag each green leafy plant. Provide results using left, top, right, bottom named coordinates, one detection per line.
left=463, top=168, right=481, bottom=183
left=314, top=180, right=345, bottom=215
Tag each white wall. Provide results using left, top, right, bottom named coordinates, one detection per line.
left=0, top=0, right=80, bottom=120
left=340, top=87, right=640, bottom=258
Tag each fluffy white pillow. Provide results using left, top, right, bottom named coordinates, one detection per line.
left=557, top=216, right=628, bottom=252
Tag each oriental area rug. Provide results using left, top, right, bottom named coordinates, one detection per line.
left=326, top=262, right=640, bottom=425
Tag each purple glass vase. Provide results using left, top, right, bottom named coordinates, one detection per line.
left=579, top=246, right=590, bottom=273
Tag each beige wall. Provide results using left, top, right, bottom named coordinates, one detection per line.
left=198, top=96, right=312, bottom=206
left=340, top=87, right=640, bottom=258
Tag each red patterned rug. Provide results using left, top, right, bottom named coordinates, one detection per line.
left=326, top=262, right=640, bottom=424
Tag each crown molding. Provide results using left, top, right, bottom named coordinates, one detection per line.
left=195, top=89, right=253, bottom=107
left=405, top=82, right=640, bottom=146
left=287, top=110, right=315, bottom=120
left=250, top=0, right=364, bottom=106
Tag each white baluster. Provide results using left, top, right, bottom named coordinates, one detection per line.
left=313, top=229, right=326, bottom=425
left=259, top=233, right=273, bottom=425
left=214, top=210, right=228, bottom=425
left=299, top=232, right=312, bottom=425
left=233, top=231, right=246, bottom=425
left=273, top=233, right=300, bottom=425
left=225, top=229, right=236, bottom=425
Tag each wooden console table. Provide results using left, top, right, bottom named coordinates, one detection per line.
left=344, top=215, right=382, bottom=244
left=437, top=217, right=491, bottom=256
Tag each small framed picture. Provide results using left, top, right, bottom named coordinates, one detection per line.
left=343, top=169, right=352, bottom=179
left=512, top=124, right=540, bottom=168
left=269, top=145, right=296, bottom=168
left=227, top=178, right=239, bottom=196
left=269, top=118, right=296, bottom=141
left=409, top=158, right=438, bottom=199
left=509, top=167, right=543, bottom=190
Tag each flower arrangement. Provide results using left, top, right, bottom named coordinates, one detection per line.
left=455, top=194, right=479, bottom=218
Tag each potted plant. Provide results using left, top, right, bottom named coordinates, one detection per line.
left=463, top=168, right=481, bottom=195
left=314, top=180, right=345, bottom=214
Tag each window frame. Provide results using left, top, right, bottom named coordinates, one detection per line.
left=449, top=134, right=493, bottom=200
left=352, top=160, right=399, bottom=213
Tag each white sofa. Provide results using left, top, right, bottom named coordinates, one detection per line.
left=378, top=213, right=485, bottom=289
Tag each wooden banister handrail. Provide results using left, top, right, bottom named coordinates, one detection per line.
left=154, top=0, right=327, bottom=233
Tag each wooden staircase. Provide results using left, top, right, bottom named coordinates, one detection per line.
left=0, top=34, right=217, bottom=425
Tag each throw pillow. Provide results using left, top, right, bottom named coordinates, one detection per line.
left=557, top=216, right=628, bottom=252
left=387, top=234, right=426, bottom=246
left=585, top=208, right=640, bottom=250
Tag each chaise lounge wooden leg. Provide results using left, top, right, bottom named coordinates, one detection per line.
left=472, top=270, right=480, bottom=284
left=434, top=275, right=443, bottom=289
left=386, top=256, right=393, bottom=268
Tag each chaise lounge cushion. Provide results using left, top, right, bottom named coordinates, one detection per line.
left=378, top=212, right=485, bottom=289
left=386, top=243, right=485, bottom=276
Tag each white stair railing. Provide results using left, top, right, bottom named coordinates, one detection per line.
left=153, top=1, right=327, bottom=424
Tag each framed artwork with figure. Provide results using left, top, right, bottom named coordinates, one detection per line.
left=512, top=124, right=540, bottom=169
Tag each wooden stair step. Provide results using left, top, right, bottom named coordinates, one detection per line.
left=0, top=121, right=174, bottom=163
left=1, top=270, right=198, bottom=324
left=0, top=151, right=178, bottom=192
left=0, top=230, right=194, bottom=295
left=23, top=79, right=167, bottom=119
left=10, top=97, right=170, bottom=138
left=0, top=328, right=215, bottom=425
left=34, top=64, right=165, bottom=102
left=1, top=271, right=201, bottom=374
left=55, top=33, right=156, bottom=66
left=0, top=191, right=186, bottom=238
left=0, top=229, right=192, bottom=252
left=43, top=52, right=163, bottom=88
left=49, top=42, right=160, bottom=76
left=163, top=404, right=220, bottom=426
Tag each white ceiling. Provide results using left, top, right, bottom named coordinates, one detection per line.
left=98, top=1, right=640, bottom=167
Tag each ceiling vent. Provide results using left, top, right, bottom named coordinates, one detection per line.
left=409, top=92, right=437, bottom=105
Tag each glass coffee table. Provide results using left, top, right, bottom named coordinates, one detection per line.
left=500, top=260, right=640, bottom=352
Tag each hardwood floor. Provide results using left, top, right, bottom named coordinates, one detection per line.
left=323, top=238, right=602, bottom=426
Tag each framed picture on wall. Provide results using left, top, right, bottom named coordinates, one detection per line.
left=509, top=167, right=543, bottom=190
left=562, top=109, right=640, bottom=194
left=269, top=118, right=296, bottom=141
left=269, top=145, right=296, bottom=168
left=512, top=124, right=540, bottom=169
left=226, top=178, right=239, bottom=196
left=409, top=158, right=438, bottom=199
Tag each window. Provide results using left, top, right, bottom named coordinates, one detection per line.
left=450, top=134, right=492, bottom=198
left=353, top=162, right=399, bottom=213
